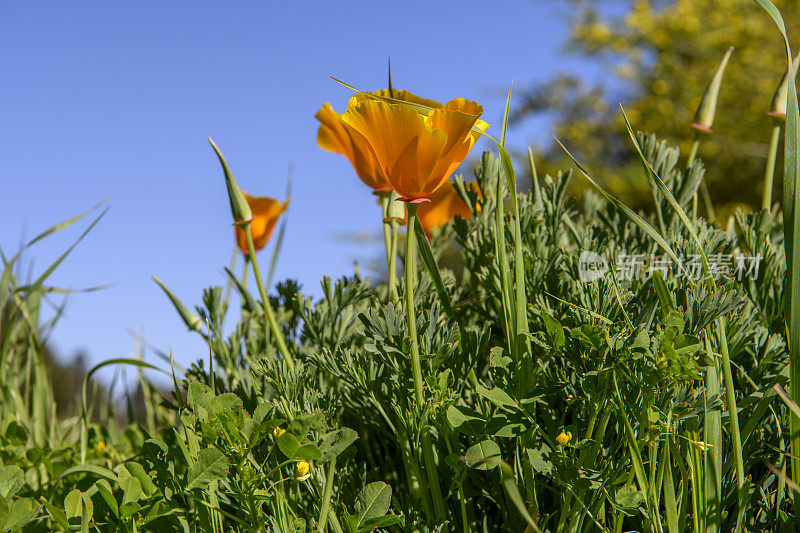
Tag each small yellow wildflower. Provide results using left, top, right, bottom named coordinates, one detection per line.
left=95, top=441, right=106, bottom=453
left=556, top=431, right=572, bottom=446
left=294, top=460, right=311, bottom=481
left=273, top=426, right=286, bottom=438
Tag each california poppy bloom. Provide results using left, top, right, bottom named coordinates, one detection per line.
left=234, top=193, right=289, bottom=254
left=416, top=181, right=479, bottom=237
left=339, top=94, right=487, bottom=202
left=316, top=89, right=443, bottom=193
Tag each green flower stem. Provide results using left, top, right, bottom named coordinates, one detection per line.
left=688, top=136, right=701, bottom=219
left=718, top=317, right=746, bottom=529
left=405, top=205, right=425, bottom=407
left=378, top=193, right=399, bottom=300
left=241, top=256, right=249, bottom=290
left=687, top=137, right=700, bottom=168
left=388, top=218, right=399, bottom=300
left=704, top=335, right=722, bottom=533
left=317, top=458, right=336, bottom=532
left=444, top=437, right=469, bottom=533
left=763, top=123, right=782, bottom=210
left=378, top=194, right=395, bottom=300
left=404, top=203, right=447, bottom=524
left=399, top=431, right=434, bottom=519
left=242, top=222, right=295, bottom=371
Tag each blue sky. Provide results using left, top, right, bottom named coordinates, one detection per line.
left=0, top=1, right=599, bottom=376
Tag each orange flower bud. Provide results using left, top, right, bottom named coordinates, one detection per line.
left=234, top=193, right=289, bottom=255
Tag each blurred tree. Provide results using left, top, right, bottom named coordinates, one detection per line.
left=516, top=0, right=800, bottom=212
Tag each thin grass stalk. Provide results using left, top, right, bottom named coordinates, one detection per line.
left=748, top=3, right=800, bottom=507
left=404, top=204, right=447, bottom=523
left=687, top=136, right=701, bottom=219
left=242, top=224, right=295, bottom=371
left=494, top=160, right=515, bottom=356
left=763, top=123, right=782, bottom=210
left=717, top=317, right=746, bottom=529
left=703, top=336, right=722, bottom=533
left=686, top=424, right=704, bottom=532
left=399, top=430, right=434, bottom=519
left=700, top=182, right=716, bottom=223
left=662, top=410, right=679, bottom=533
left=317, top=458, right=336, bottom=532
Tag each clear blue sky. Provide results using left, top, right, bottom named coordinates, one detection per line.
left=0, top=1, right=599, bottom=375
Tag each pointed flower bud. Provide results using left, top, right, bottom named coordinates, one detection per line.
left=209, top=137, right=252, bottom=225
left=690, top=46, right=734, bottom=134
left=153, top=276, right=202, bottom=332
left=767, top=52, right=800, bottom=121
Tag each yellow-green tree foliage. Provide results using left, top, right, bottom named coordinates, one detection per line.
left=516, top=0, right=799, bottom=211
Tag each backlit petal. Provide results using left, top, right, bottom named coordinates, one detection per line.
left=422, top=100, right=484, bottom=196
left=316, top=103, right=389, bottom=191
left=342, top=99, right=447, bottom=199
left=235, top=195, right=289, bottom=253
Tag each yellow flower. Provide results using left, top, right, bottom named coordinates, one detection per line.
left=337, top=93, right=488, bottom=201
left=95, top=441, right=106, bottom=453
left=272, top=426, right=286, bottom=438
left=416, top=181, right=479, bottom=237
left=234, top=193, right=289, bottom=255
left=294, top=460, right=311, bottom=481
left=316, top=89, right=443, bottom=193
left=556, top=431, right=572, bottom=446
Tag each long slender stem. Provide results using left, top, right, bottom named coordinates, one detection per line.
left=405, top=205, right=424, bottom=406
left=243, top=223, right=295, bottom=371
left=703, top=336, right=721, bottom=533
left=763, top=123, right=782, bottom=211
left=317, top=458, right=336, bottom=532
left=404, top=204, right=447, bottom=524
left=687, top=137, right=701, bottom=221
left=445, top=437, right=469, bottom=533
left=687, top=137, right=700, bottom=169
left=388, top=219, right=399, bottom=300
left=717, top=316, right=745, bottom=530
left=377, top=194, right=397, bottom=300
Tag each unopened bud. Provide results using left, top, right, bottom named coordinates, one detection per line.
left=690, top=46, right=734, bottom=134
left=767, top=52, right=800, bottom=121
left=209, top=137, right=252, bottom=225
left=224, top=267, right=260, bottom=313
left=153, top=276, right=202, bottom=332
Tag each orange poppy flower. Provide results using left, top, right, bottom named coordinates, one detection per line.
left=234, top=193, right=289, bottom=254
left=316, top=89, right=443, bottom=193
left=417, top=181, right=479, bottom=237
left=339, top=94, right=487, bottom=202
